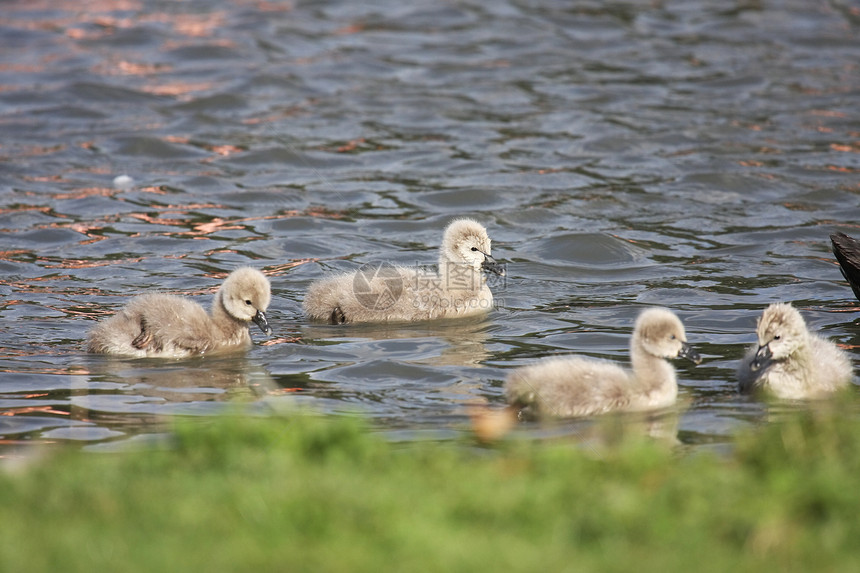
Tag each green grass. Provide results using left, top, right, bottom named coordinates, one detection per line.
left=3, top=408, right=860, bottom=572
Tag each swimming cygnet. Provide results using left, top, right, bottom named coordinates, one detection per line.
left=830, top=232, right=860, bottom=302
left=737, top=302, right=853, bottom=399
left=87, top=267, right=272, bottom=358
left=505, top=308, right=701, bottom=418
left=303, top=218, right=505, bottom=324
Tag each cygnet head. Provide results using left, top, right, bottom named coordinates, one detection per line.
left=634, top=307, right=701, bottom=363
left=751, top=303, right=807, bottom=371
left=440, top=218, right=505, bottom=276
left=218, top=267, right=272, bottom=334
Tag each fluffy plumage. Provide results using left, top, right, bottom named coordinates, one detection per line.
left=506, top=308, right=700, bottom=417
left=303, top=219, right=504, bottom=324
left=87, top=267, right=272, bottom=358
left=737, top=302, right=853, bottom=399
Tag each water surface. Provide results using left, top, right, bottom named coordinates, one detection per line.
left=2, top=0, right=860, bottom=453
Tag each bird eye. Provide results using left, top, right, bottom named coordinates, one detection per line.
left=773, top=335, right=781, bottom=340
left=245, top=299, right=252, bottom=305
left=471, top=247, right=478, bottom=252
left=670, top=334, right=676, bottom=340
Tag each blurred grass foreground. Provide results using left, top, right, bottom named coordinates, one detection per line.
left=2, top=409, right=860, bottom=572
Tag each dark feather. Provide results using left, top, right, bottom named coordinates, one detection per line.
left=131, top=318, right=152, bottom=350
left=830, top=232, right=860, bottom=301
left=330, top=305, right=346, bottom=324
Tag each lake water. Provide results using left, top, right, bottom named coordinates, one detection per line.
left=2, top=0, right=860, bottom=454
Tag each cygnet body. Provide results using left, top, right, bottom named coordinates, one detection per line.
left=87, top=267, right=272, bottom=358
left=831, top=232, right=860, bottom=302
left=303, top=219, right=504, bottom=324
left=737, top=302, right=853, bottom=399
left=505, top=308, right=700, bottom=418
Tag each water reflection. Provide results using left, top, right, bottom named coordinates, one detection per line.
left=82, top=355, right=276, bottom=404
left=0, top=356, right=277, bottom=454
left=302, top=315, right=491, bottom=366
left=508, top=407, right=685, bottom=451
left=291, top=317, right=493, bottom=417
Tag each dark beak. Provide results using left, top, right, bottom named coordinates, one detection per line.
left=481, top=253, right=506, bottom=276
left=252, top=310, right=272, bottom=335
left=677, top=341, right=702, bottom=365
left=751, top=343, right=772, bottom=372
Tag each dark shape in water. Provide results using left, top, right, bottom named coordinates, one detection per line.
left=830, top=232, right=860, bottom=301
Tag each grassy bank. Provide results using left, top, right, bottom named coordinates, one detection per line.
left=2, top=409, right=859, bottom=572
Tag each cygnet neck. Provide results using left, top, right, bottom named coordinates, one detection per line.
left=630, top=338, right=677, bottom=395
left=211, top=289, right=248, bottom=337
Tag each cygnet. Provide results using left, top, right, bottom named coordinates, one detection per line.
left=737, top=302, right=853, bottom=399
left=831, top=232, right=860, bottom=302
left=303, top=218, right=505, bottom=324
left=505, top=308, right=701, bottom=417
left=87, top=267, right=272, bottom=358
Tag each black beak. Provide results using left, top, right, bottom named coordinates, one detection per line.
left=677, top=341, right=702, bottom=365
left=751, top=343, right=772, bottom=372
left=252, top=310, right=272, bottom=335
left=481, top=253, right=506, bottom=276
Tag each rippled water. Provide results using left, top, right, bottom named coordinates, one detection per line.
left=2, top=0, right=860, bottom=454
